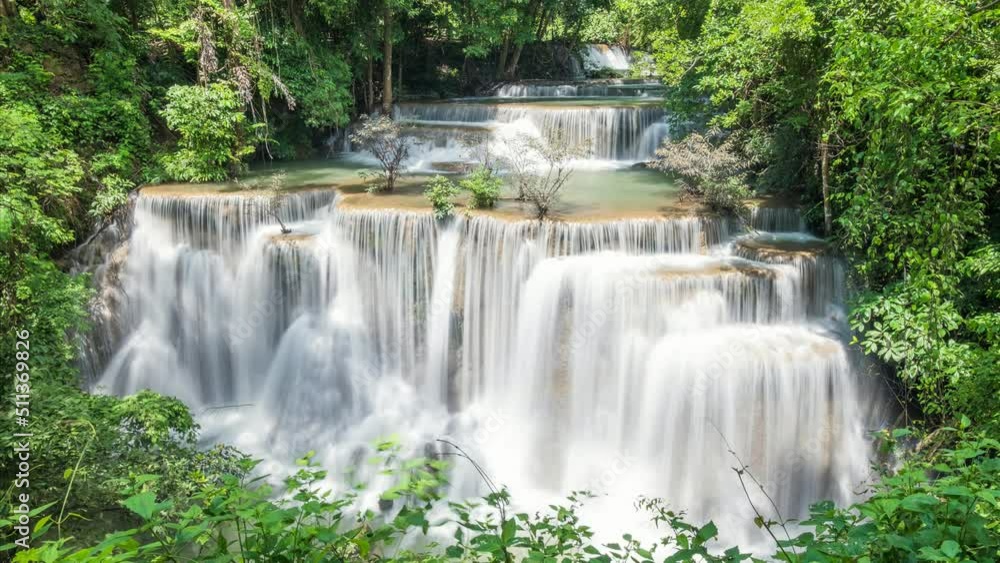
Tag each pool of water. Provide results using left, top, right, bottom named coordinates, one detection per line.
left=142, top=157, right=687, bottom=220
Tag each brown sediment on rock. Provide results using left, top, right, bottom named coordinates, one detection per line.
left=653, top=261, right=776, bottom=280
left=748, top=194, right=802, bottom=209
left=140, top=183, right=338, bottom=197
left=138, top=171, right=704, bottom=225
left=809, top=339, right=842, bottom=357
left=736, top=236, right=829, bottom=258
left=400, top=121, right=496, bottom=132
left=335, top=180, right=435, bottom=212
left=267, top=232, right=316, bottom=243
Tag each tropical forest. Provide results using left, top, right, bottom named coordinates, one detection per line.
left=0, top=0, right=998, bottom=561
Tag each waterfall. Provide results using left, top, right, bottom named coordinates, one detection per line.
left=495, top=80, right=665, bottom=98
left=395, top=102, right=668, bottom=161
left=85, top=189, right=883, bottom=548
left=581, top=44, right=632, bottom=73
left=423, top=217, right=463, bottom=404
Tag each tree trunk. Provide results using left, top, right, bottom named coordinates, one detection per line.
left=366, top=53, right=374, bottom=113
left=820, top=140, right=832, bottom=237
left=381, top=2, right=394, bottom=116
left=397, top=43, right=403, bottom=100
left=497, top=34, right=511, bottom=80
left=505, top=0, right=540, bottom=78
left=288, top=0, right=304, bottom=34
left=505, top=44, right=524, bottom=78
left=535, top=8, right=549, bottom=41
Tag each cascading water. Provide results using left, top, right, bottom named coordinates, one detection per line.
left=355, top=52, right=671, bottom=169
left=86, top=182, right=885, bottom=550
left=581, top=44, right=632, bottom=73
left=82, top=45, right=884, bottom=552
left=495, top=79, right=665, bottom=98
left=393, top=101, right=668, bottom=162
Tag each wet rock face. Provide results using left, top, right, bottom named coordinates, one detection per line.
left=733, top=232, right=845, bottom=318
left=68, top=194, right=137, bottom=383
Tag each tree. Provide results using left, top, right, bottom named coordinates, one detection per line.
left=349, top=115, right=409, bottom=191
left=502, top=131, right=588, bottom=219
left=244, top=172, right=292, bottom=233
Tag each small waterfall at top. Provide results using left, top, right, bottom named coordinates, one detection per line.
left=81, top=42, right=887, bottom=553
left=581, top=44, right=632, bottom=74
left=339, top=43, right=670, bottom=171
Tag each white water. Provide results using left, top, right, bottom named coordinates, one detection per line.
left=391, top=102, right=668, bottom=163
left=84, top=46, right=882, bottom=552
left=495, top=80, right=665, bottom=98
left=87, top=188, right=883, bottom=551
left=582, top=44, right=632, bottom=73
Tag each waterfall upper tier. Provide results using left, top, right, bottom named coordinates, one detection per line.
left=392, top=98, right=668, bottom=162
left=494, top=79, right=665, bottom=98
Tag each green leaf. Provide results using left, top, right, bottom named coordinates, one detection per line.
left=940, top=540, right=960, bottom=558
left=122, top=491, right=171, bottom=520
left=501, top=517, right=517, bottom=543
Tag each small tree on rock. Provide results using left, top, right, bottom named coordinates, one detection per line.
left=240, top=172, right=292, bottom=233
left=350, top=115, right=409, bottom=192
left=266, top=173, right=292, bottom=234
left=509, top=132, right=588, bottom=220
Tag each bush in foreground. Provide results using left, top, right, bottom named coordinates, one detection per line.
left=4, top=428, right=998, bottom=562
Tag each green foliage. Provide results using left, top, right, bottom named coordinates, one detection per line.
left=823, top=0, right=998, bottom=425
left=0, top=103, right=84, bottom=252
left=87, top=175, right=132, bottom=221
left=825, top=0, right=995, bottom=283
left=779, top=427, right=1000, bottom=562
left=159, top=83, right=253, bottom=182
left=648, top=0, right=999, bottom=429
left=424, top=175, right=460, bottom=219
left=280, top=42, right=353, bottom=130
left=11, top=428, right=997, bottom=562
left=652, top=0, right=822, bottom=191
left=460, top=166, right=502, bottom=209
left=579, top=8, right=625, bottom=44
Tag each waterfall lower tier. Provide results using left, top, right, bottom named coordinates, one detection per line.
left=86, top=194, right=883, bottom=550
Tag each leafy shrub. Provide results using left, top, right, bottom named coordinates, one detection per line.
left=0, top=103, right=84, bottom=252
left=781, top=427, right=1000, bottom=562
left=424, top=175, right=459, bottom=219
left=88, top=175, right=132, bottom=220
left=654, top=129, right=752, bottom=218
left=459, top=166, right=502, bottom=209
left=159, top=83, right=252, bottom=182
left=6, top=427, right=1000, bottom=562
